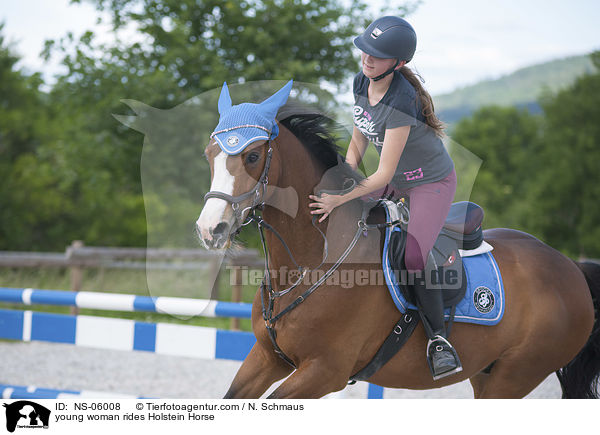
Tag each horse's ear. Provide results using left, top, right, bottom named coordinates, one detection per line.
left=218, top=82, right=232, bottom=114
left=259, top=80, right=293, bottom=120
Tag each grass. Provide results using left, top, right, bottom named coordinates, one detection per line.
left=0, top=266, right=265, bottom=332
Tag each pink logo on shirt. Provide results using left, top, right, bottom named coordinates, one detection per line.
left=404, top=168, right=423, bottom=181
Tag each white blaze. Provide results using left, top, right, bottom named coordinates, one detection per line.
left=196, top=151, right=234, bottom=241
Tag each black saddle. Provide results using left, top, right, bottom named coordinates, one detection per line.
left=442, top=201, right=484, bottom=250
left=387, top=201, right=484, bottom=309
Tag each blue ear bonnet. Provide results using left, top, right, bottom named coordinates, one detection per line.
left=211, top=80, right=293, bottom=155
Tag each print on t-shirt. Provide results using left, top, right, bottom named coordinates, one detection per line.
left=353, top=105, right=383, bottom=147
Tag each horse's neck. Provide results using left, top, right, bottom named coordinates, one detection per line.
left=261, top=147, right=363, bottom=276
left=262, top=151, right=324, bottom=270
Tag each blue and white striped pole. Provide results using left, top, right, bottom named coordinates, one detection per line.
left=0, top=287, right=252, bottom=318
left=0, top=308, right=255, bottom=361
left=0, top=287, right=387, bottom=398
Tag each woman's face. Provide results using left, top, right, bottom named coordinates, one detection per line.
left=361, top=52, right=398, bottom=79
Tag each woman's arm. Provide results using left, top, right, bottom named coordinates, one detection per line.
left=309, top=125, right=410, bottom=222
left=345, top=126, right=369, bottom=170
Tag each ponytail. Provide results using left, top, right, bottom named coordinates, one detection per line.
left=399, top=66, right=445, bottom=137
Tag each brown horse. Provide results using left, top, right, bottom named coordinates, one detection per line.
left=196, top=113, right=600, bottom=399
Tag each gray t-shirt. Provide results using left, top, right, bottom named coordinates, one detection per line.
left=353, top=70, right=454, bottom=189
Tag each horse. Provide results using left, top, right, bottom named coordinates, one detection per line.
left=196, top=112, right=600, bottom=399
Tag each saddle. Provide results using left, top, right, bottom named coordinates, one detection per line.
left=381, top=200, right=484, bottom=309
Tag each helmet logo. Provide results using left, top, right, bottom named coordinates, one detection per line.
left=371, top=27, right=383, bottom=39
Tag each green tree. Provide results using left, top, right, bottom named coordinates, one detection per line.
left=0, top=25, right=48, bottom=161
left=0, top=24, right=62, bottom=249
left=69, top=0, right=415, bottom=88
left=0, top=25, right=147, bottom=250
left=1, top=1, right=418, bottom=250
left=529, top=52, right=600, bottom=257
left=451, top=106, right=542, bottom=230
left=34, top=0, right=415, bottom=249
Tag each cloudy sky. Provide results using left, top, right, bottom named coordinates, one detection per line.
left=1, top=0, right=599, bottom=96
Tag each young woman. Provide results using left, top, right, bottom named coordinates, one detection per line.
left=308, top=16, right=461, bottom=380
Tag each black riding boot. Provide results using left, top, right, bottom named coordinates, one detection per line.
left=412, top=272, right=463, bottom=380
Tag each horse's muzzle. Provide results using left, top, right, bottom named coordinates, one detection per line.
left=197, top=220, right=232, bottom=250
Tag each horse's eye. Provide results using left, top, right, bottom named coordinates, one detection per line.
left=246, top=152, right=260, bottom=164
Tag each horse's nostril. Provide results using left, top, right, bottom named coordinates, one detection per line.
left=212, top=221, right=230, bottom=236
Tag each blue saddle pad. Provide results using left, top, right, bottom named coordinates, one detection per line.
left=382, top=225, right=505, bottom=326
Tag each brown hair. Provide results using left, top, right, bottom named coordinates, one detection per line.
left=399, top=66, right=445, bottom=137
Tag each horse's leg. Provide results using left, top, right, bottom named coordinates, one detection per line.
left=266, top=359, right=350, bottom=399
left=468, top=372, right=490, bottom=398
left=224, top=344, right=294, bottom=398
left=468, top=350, right=556, bottom=398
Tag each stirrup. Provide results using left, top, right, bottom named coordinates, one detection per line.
left=426, top=335, right=463, bottom=381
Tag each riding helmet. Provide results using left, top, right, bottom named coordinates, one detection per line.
left=353, top=16, right=417, bottom=62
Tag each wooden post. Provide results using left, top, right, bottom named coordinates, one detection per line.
left=68, top=240, right=84, bottom=315
left=230, top=264, right=243, bottom=331
left=209, top=256, right=221, bottom=302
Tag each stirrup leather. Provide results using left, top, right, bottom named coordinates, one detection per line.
left=380, top=199, right=409, bottom=227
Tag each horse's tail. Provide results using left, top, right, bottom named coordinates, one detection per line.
left=556, top=261, right=600, bottom=398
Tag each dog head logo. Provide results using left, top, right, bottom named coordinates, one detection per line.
left=3, top=401, right=51, bottom=433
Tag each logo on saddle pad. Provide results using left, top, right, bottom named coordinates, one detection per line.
left=473, top=286, right=495, bottom=314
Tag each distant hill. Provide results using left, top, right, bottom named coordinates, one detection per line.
left=434, top=53, right=596, bottom=126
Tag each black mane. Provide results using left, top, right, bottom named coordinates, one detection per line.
left=278, top=113, right=364, bottom=185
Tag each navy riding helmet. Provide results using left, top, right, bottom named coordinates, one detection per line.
left=353, top=16, right=417, bottom=80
